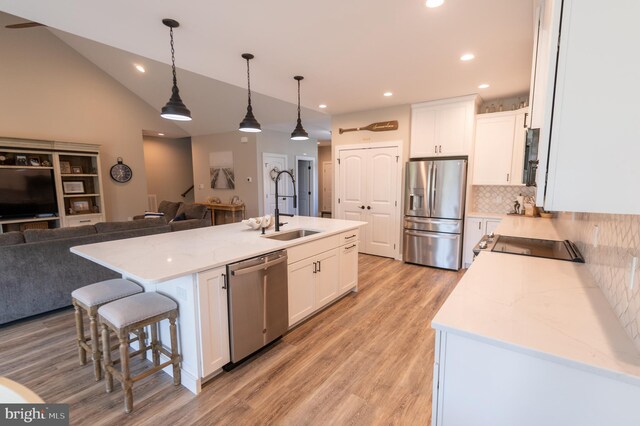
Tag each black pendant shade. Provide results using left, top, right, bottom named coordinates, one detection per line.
left=291, top=76, right=309, bottom=140
left=160, top=19, right=192, bottom=122
left=239, top=53, right=261, bottom=133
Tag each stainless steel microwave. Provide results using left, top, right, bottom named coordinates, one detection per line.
left=523, top=128, right=540, bottom=186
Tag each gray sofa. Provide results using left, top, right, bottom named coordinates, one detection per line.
left=133, top=200, right=211, bottom=230
left=0, top=215, right=210, bottom=325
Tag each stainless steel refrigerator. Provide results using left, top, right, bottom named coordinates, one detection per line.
left=403, top=158, right=467, bottom=270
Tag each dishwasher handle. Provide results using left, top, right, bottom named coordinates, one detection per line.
left=231, top=255, right=287, bottom=277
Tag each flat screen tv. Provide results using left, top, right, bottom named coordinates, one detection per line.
left=0, top=168, right=59, bottom=219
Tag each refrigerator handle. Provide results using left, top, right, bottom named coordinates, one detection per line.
left=431, top=164, right=437, bottom=214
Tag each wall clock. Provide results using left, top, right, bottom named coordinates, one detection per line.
left=110, top=157, right=132, bottom=183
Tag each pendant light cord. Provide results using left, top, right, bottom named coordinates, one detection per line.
left=169, top=27, right=177, bottom=87
left=246, top=57, right=252, bottom=107
left=297, top=79, right=301, bottom=120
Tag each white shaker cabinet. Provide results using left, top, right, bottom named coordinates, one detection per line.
left=197, top=267, right=230, bottom=379
left=462, top=216, right=502, bottom=268
left=535, top=0, right=640, bottom=214
left=287, top=230, right=360, bottom=327
left=472, top=108, right=528, bottom=186
left=410, top=95, right=479, bottom=158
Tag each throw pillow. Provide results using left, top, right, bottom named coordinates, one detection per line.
left=144, top=211, right=165, bottom=219
left=171, top=212, right=187, bottom=222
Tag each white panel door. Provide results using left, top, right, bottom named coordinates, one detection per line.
left=337, top=150, right=368, bottom=244
left=322, top=161, right=332, bottom=212
left=262, top=153, right=290, bottom=216
left=365, top=147, right=398, bottom=258
left=337, top=145, right=400, bottom=259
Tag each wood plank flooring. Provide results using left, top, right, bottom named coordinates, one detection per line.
left=0, top=255, right=463, bottom=425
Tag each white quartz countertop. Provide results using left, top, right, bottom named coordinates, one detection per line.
left=494, top=214, right=563, bottom=240
left=71, top=216, right=365, bottom=284
left=433, top=215, right=640, bottom=385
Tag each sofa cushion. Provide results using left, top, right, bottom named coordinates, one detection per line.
left=23, top=225, right=97, bottom=243
left=158, top=200, right=182, bottom=221
left=95, top=217, right=166, bottom=234
left=0, top=232, right=25, bottom=246
left=176, top=203, right=208, bottom=220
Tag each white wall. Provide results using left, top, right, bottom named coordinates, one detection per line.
left=143, top=136, right=194, bottom=205
left=0, top=17, right=185, bottom=221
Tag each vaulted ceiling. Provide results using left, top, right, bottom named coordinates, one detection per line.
left=0, top=0, right=534, bottom=138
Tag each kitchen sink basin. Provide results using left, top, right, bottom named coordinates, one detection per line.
left=264, top=229, right=320, bottom=241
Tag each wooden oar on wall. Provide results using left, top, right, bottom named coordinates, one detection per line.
left=338, top=120, right=399, bottom=135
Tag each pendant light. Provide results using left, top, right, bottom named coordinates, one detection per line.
left=290, top=76, right=309, bottom=140
left=160, top=19, right=192, bottom=121
left=239, top=53, right=261, bottom=132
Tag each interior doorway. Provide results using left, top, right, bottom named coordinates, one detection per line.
left=295, top=156, right=316, bottom=217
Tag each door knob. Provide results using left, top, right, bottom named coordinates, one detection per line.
left=366, top=206, right=371, bottom=210
left=360, top=205, right=365, bottom=209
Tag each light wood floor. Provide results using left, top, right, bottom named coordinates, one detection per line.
left=0, top=254, right=463, bottom=425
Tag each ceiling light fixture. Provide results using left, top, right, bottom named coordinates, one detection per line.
left=135, top=64, right=146, bottom=73
left=291, top=76, right=309, bottom=141
left=160, top=19, right=192, bottom=121
left=478, top=83, right=490, bottom=89
left=425, top=0, right=444, bottom=8
left=238, top=53, right=262, bottom=133
left=460, top=53, right=475, bottom=61
left=318, top=104, right=327, bottom=109
left=384, top=92, right=393, bottom=97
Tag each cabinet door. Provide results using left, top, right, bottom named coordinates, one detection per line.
left=339, top=241, right=359, bottom=294
left=410, top=105, right=438, bottom=158
left=473, top=114, right=516, bottom=185
left=509, top=111, right=528, bottom=186
left=197, top=267, right=230, bottom=378
left=315, top=248, right=340, bottom=308
left=485, top=219, right=501, bottom=236
left=463, top=218, right=484, bottom=267
left=288, top=258, right=316, bottom=326
left=436, top=103, right=469, bottom=156
left=542, top=0, right=640, bottom=214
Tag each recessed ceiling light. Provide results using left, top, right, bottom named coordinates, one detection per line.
left=478, top=83, right=490, bottom=89
left=383, top=92, right=393, bottom=97
left=319, top=104, right=327, bottom=109
left=425, top=0, right=444, bottom=8
left=158, top=132, right=165, bottom=136
left=134, top=64, right=146, bottom=73
left=460, top=53, right=475, bottom=61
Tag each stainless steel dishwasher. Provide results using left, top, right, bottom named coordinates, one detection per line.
left=226, top=250, right=288, bottom=367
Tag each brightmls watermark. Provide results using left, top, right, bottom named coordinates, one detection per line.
left=1, top=404, right=68, bottom=425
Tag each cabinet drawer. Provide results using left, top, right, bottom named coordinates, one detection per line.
left=340, top=229, right=359, bottom=244
left=287, top=234, right=340, bottom=264
left=65, top=214, right=103, bottom=227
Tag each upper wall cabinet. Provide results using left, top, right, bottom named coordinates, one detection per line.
left=473, top=108, right=528, bottom=186
left=534, top=0, right=640, bottom=214
left=410, top=95, right=479, bottom=158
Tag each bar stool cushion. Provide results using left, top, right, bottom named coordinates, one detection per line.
left=71, top=279, right=142, bottom=308
left=98, top=293, right=177, bottom=329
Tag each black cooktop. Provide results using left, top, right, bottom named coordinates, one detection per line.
left=491, top=235, right=585, bottom=263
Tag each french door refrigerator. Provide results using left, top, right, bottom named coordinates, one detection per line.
left=403, top=158, right=467, bottom=270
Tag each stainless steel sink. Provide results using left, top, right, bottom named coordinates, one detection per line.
left=264, top=229, right=320, bottom=241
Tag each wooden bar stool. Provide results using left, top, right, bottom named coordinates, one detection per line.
left=71, top=279, right=143, bottom=381
left=98, top=292, right=181, bottom=413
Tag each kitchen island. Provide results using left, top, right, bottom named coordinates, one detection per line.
left=71, top=216, right=365, bottom=394
left=430, top=216, right=640, bottom=426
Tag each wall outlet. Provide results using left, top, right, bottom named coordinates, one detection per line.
left=592, top=225, right=600, bottom=248
left=240, top=136, right=248, bottom=143
left=496, top=195, right=503, bottom=204
left=247, top=177, right=252, bottom=183
left=198, top=183, right=204, bottom=190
